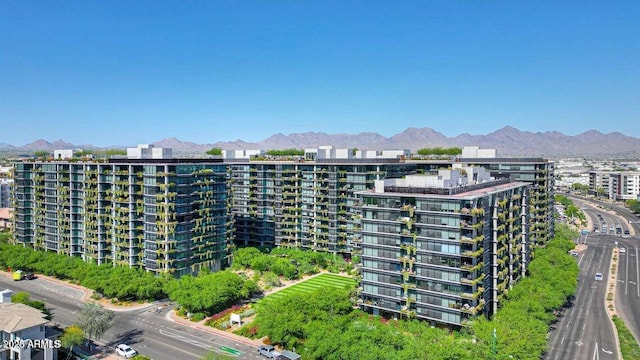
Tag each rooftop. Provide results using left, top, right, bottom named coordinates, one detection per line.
left=0, top=302, right=49, bottom=333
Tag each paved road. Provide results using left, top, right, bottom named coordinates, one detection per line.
left=545, top=233, right=618, bottom=360
left=614, top=236, right=640, bottom=343
left=576, top=195, right=640, bottom=343
left=0, top=275, right=266, bottom=360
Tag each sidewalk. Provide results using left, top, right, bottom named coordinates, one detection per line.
left=32, top=272, right=154, bottom=312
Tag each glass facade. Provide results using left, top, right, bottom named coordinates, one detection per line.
left=358, top=180, right=529, bottom=326
left=12, top=159, right=229, bottom=277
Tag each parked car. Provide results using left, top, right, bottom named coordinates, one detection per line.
left=258, top=345, right=281, bottom=359
left=23, top=272, right=36, bottom=280
left=116, top=344, right=137, bottom=358
left=569, top=250, right=579, bottom=257
left=595, top=273, right=603, bottom=281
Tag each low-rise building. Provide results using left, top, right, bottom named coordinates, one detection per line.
left=0, top=289, right=60, bottom=360
left=0, top=208, right=11, bottom=230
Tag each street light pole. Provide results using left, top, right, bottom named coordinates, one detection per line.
left=492, top=328, right=497, bottom=360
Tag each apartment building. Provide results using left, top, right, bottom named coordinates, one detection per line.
left=410, top=146, right=554, bottom=246
left=226, top=147, right=414, bottom=256
left=12, top=145, right=229, bottom=277
left=358, top=170, right=530, bottom=326
left=588, top=171, right=612, bottom=198
left=589, top=170, right=640, bottom=201
left=11, top=144, right=554, bottom=287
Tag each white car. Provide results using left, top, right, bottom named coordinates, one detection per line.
left=116, top=344, right=137, bottom=358
left=620, top=248, right=626, bottom=254
left=595, top=273, right=603, bottom=281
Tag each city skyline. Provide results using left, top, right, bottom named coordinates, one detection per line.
left=2, top=1, right=639, bottom=146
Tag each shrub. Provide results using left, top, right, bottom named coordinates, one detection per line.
left=234, top=325, right=259, bottom=338
left=240, top=308, right=256, bottom=318
left=190, top=312, right=206, bottom=322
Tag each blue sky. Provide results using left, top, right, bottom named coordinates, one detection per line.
left=1, top=1, right=639, bottom=146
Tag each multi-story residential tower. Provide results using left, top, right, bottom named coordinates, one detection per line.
left=358, top=169, right=530, bottom=326
left=412, top=146, right=554, bottom=246
left=226, top=147, right=415, bottom=256
left=12, top=145, right=229, bottom=276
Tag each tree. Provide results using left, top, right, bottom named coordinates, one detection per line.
left=34, top=150, right=49, bottom=158
left=77, top=303, right=115, bottom=350
left=571, top=183, right=589, bottom=194
left=416, top=147, right=462, bottom=156
left=103, top=149, right=127, bottom=156
left=207, top=147, right=223, bottom=156
left=626, top=200, right=640, bottom=214
left=11, top=291, right=51, bottom=319
left=266, top=149, right=305, bottom=156
left=74, top=150, right=94, bottom=158
left=165, top=271, right=257, bottom=315
left=60, top=325, right=84, bottom=360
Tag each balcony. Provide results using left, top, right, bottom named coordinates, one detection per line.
left=460, top=236, right=482, bottom=245
left=461, top=247, right=484, bottom=258
left=460, top=273, right=485, bottom=286
left=461, top=261, right=483, bottom=272
left=460, top=300, right=485, bottom=315
left=461, top=287, right=484, bottom=300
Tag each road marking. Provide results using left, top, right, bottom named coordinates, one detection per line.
left=629, top=281, right=637, bottom=285
left=575, top=340, right=583, bottom=347
left=140, top=330, right=205, bottom=359
left=601, top=347, right=613, bottom=355
left=593, top=341, right=599, bottom=360
left=219, top=345, right=243, bottom=356
left=159, top=329, right=214, bottom=350
left=561, top=336, right=565, bottom=345
left=626, top=246, right=630, bottom=295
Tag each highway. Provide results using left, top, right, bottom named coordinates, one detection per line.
left=576, top=196, right=640, bottom=343
left=614, top=235, right=640, bottom=343
left=0, top=274, right=265, bottom=360
left=545, top=231, right=618, bottom=360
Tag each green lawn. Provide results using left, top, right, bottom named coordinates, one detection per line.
left=258, top=273, right=356, bottom=305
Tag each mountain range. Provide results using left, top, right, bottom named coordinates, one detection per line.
left=2, top=126, right=640, bottom=158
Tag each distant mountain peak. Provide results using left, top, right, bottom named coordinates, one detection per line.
left=2, top=126, right=640, bottom=158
